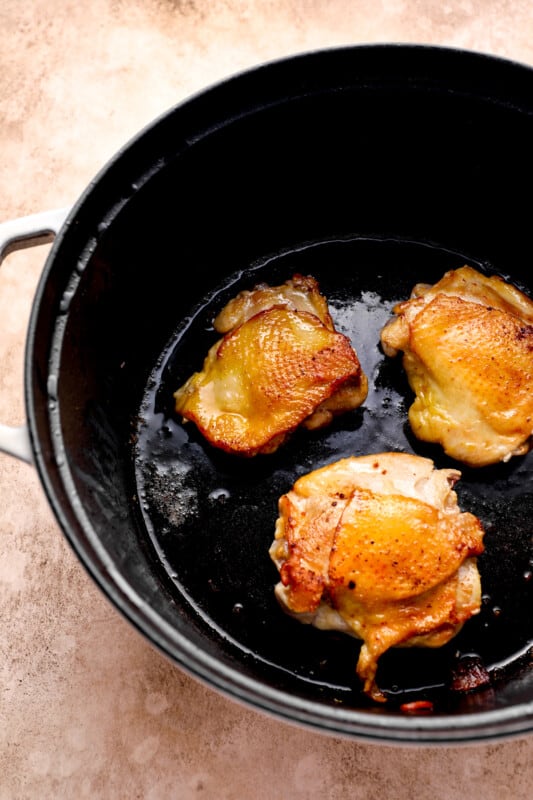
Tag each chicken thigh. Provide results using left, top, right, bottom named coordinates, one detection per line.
left=174, top=275, right=368, bottom=456
left=380, top=266, right=533, bottom=467
left=269, top=452, right=484, bottom=702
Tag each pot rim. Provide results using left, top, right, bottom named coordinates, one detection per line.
left=23, top=42, right=533, bottom=744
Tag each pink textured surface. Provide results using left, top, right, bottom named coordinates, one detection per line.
left=1, top=2, right=533, bottom=797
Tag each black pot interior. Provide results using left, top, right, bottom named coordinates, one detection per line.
left=28, top=45, right=533, bottom=742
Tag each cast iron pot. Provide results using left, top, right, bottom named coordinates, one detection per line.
left=2, top=44, right=533, bottom=745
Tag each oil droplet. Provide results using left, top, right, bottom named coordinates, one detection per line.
left=523, top=570, right=532, bottom=582
left=232, top=603, right=244, bottom=614
left=208, top=488, right=230, bottom=502
left=492, top=606, right=503, bottom=618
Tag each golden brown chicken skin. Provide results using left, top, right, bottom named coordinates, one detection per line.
left=269, top=452, right=484, bottom=702
left=174, top=275, right=368, bottom=456
left=381, top=266, right=533, bottom=467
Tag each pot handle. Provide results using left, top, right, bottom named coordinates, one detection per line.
left=0, top=207, right=70, bottom=463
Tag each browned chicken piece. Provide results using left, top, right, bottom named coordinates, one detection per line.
left=269, top=452, right=484, bottom=702
left=174, top=275, right=368, bottom=456
left=380, top=266, right=533, bottom=467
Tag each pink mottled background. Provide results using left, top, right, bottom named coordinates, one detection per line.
left=1, top=2, right=533, bottom=797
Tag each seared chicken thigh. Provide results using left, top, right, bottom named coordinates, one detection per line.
left=381, top=266, right=533, bottom=467
left=174, top=275, right=368, bottom=456
left=269, top=452, right=484, bottom=702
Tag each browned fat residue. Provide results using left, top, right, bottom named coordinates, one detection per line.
left=400, top=700, right=434, bottom=714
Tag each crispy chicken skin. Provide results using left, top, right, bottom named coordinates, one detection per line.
left=174, top=275, right=368, bottom=456
left=380, top=266, right=533, bottom=467
left=269, top=452, right=484, bottom=702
